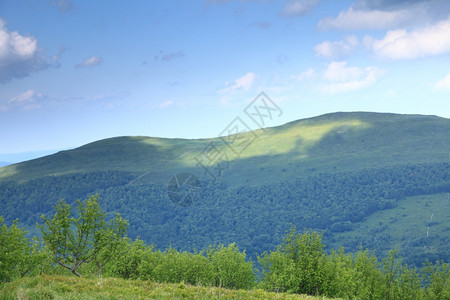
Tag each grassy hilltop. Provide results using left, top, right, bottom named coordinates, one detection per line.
left=1, top=112, right=449, bottom=186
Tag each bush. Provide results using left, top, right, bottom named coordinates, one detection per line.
left=259, top=228, right=327, bottom=295
left=0, top=217, right=47, bottom=282
left=207, top=243, right=255, bottom=289
left=141, top=248, right=215, bottom=286
left=422, top=260, right=450, bottom=300
left=105, top=238, right=146, bottom=279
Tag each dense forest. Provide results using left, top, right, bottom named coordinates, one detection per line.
left=1, top=197, right=449, bottom=299
left=0, top=162, right=448, bottom=267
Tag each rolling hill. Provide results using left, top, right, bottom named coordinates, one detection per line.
left=1, top=112, right=449, bottom=185
left=0, top=112, right=449, bottom=266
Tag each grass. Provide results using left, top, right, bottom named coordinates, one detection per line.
left=331, top=193, right=450, bottom=261
left=1, top=112, right=448, bottom=187
left=0, top=275, right=334, bottom=299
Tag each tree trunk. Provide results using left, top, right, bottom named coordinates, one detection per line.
left=58, top=261, right=82, bottom=277
left=72, top=269, right=82, bottom=277
left=97, top=263, right=102, bottom=277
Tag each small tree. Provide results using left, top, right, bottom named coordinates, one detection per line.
left=0, top=217, right=46, bottom=282
left=92, top=213, right=128, bottom=276
left=39, top=195, right=128, bottom=277
left=207, top=243, right=255, bottom=289
left=259, top=228, right=327, bottom=295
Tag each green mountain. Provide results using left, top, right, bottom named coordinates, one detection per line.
left=2, top=112, right=448, bottom=184
left=0, top=112, right=449, bottom=266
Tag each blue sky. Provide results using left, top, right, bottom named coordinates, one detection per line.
left=1, top=0, right=450, bottom=162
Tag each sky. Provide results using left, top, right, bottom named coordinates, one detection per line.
left=1, top=0, right=450, bottom=162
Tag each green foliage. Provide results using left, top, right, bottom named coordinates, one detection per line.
left=349, top=249, right=384, bottom=299
left=1, top=163, right=448, bottom=268
left=138, top=247, right=215, bottom=286
left=38, top=195, right=128, bottom=277
left=324, top=247, right=385, bottom=299
left=105, top=237, right=146, bottom=280
left=0, top=217, right=47, bottom=282
left=421, top=260, right=450, bottom=299
left=1, top=209, right=449, bottom=299
left=93, top=212, right=128, bottom=276
left=105, top=238, right=255, bottom=289
left=207, top=243, right=255, bottom=289
left=259, top=229, right=327, bottom=295
left=258, top=228, right=450, bottom=299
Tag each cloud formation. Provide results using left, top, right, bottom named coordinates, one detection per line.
left=435, top=73, right=450, bottom=91
left=159, top=100, right=174, bottom=108
left=291, top=68, right=316, bottom=81
left=318, top=7, right=415, bottom=30
left=364, top=19, right=450, bottom=59
left=317, top=0, right=450, bottom=31
left=0, top=19, right=48, bottom=83
left=355, top=0, right=434, bottom=11
left=75, top=56, right=103, bottom=68
left=322, top=61, right=385, bottom=94
left=314, top=35, right=358, bottom=59
left=220, top=72, right=256, bottom=93
left=6, top=89, right=43, bottom=111
left=282, top=0, right=319, bottom=16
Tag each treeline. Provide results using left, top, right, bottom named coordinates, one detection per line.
left=0, top=163, right=449, bottom=266
left=1, top=197, right=448, bottom=299
left=0, top=171, right=135, bottom=224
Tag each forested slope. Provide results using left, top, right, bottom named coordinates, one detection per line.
left=0, top=112, right=449, bottom=266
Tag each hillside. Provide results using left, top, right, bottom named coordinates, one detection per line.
left=0, top=112, right=449, bottom=266
left=1, top=112, right=448, bottom=186
left=0, top=275, right=325, bottom=299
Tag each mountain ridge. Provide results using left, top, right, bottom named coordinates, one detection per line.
left=1, top=111, right=449, bottom=187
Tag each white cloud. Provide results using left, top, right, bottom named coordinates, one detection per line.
left=364, top=19, right=450, bottom=59
left=159, top=100, right=174, bottom=108
left=435, top=73, right=450, bottom=91
left=314, top=35, right=358, bottom=59
left=291, top=68, right=316, bottom=81
left=322, top=61, right=385, bottom=94
left=282, top=0, right=319, bottom=16
left=218, top=72, right=257, bottom=106
left=317, top=1, right=450, bottom=31
left=7, top=89, right=43, bottom=111
left=0, top=19, right=48, bottom=82
left=220, top=72, right=256, bottom=93
left=75, top=55, right=103, bottom=68
left=317, top=7, right=415, bottom=30
left=323, top=61, right=363, bottom=82
left=8, top=89, right=36, bottom=104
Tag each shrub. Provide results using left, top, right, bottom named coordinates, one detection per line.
left=207, top=243, right=255, bottom=289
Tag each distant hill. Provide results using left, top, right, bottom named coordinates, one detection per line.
left=0, top=112, right=449, bottom=266
left=1, top=112, right=448, bottom=185
left=0, top=149, right=63, bottom=166
left=0, top=162, right=10, bottom=167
